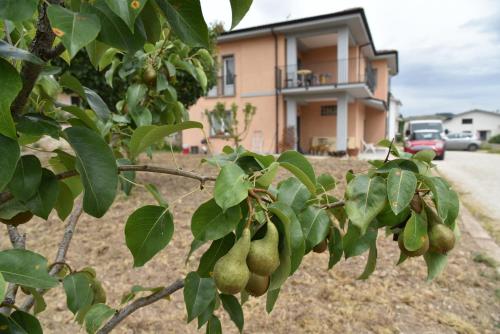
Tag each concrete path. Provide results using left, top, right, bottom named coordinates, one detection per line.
left=434, top=151, right=500, bottom=222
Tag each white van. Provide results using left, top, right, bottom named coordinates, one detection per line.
left=405, top=120, right=444, bottom=138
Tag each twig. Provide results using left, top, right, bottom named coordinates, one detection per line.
left=384, top=138, right=395, bottom=163
left=0, top=226, right=26, bottom=315
left=20, top=199, right=83, bottom=312
left=96, top=279, right=184, bottom=334
left=41, top=43, right=65, bottom=59
left=320, top=200, right=345, bottom=210
left=245, top=197, right=254, bottom=229
left=251, top=188, right=277, bottom=202
left=0, top=165, right=216, bottom=206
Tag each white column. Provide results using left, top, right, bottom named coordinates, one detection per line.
left=388, top=96, right=401, bottom=140
left=337, top=27, right=349, bottom=84
left=336, top=93, right=348, bottom=151
left=286, top=99, right=298, bottom=150
left=286, top=36, right=298, bottom=86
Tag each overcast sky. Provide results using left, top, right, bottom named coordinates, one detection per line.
left=200, top=0, right=500, bottom=116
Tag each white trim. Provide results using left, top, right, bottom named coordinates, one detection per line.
left=240, top=90, right=276, bottom=98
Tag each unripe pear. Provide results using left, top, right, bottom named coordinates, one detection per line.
left=213, top=228, right=251, bottom=294
left=0, top=211, right=33, bottom=226
left=398, top=233, right=429, bottom=257
left=247, top=222, right=280, bottom=276
left=143, top=66, right=157, bottom=86
left=429, top=224, right=455, bottom=254
left=245, top=273, right=270, bottom=297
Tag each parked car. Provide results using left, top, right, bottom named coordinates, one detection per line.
left=404, top=130, right=445, bottom=160
left=444, top=132, right=481, bottom=151
left=404, top=119, right=444, bottom=139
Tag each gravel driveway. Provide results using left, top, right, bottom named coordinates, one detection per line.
left=435, top=150, right=500, bottom=222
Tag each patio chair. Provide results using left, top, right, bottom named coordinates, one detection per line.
left=362, top=139, right=376, bottom=153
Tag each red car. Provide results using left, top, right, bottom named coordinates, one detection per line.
left=404, top=130, right=445, bottom=160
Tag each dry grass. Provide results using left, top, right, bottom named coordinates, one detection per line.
left=1, top=153, right=499, bottom=333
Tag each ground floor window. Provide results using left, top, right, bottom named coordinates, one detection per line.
left=207, top=110, right=232, bottom=137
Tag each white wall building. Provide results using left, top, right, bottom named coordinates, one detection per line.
left=443, top=109, right=500, bottom=141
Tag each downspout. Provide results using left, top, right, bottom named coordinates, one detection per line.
left=272, top=27, right=279, bottom=153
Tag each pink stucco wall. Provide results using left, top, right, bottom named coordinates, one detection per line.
left=184, top=34, right=286, bottom=153
left=372, top=59, right=389, bottom=102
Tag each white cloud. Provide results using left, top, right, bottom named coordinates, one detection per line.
left=200, top=0, right=500, bottom=115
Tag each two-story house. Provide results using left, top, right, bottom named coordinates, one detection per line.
left=184, top=8, right=399, bottom=154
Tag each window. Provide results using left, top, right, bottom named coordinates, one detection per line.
left=208, top=110, right=232, bottom=137
left=411, top=132, right=441, bottom=140
left=222, top=55, right=235, bottom=96
left=462, top=118, right=473, bottom=124
left=320, top=105, right=337, bottom=116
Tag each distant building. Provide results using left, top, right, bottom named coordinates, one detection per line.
left=443, top=109, right=500, bottom=141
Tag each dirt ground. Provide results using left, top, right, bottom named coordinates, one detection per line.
left=2, top=153, right=499, bottom=334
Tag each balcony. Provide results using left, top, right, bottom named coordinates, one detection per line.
left=276, top=58, right=376, bottom=95
left=206, top=74, right=236, bottom=98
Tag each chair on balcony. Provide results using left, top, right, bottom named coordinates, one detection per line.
left=361, top=139, right=377, bottom=153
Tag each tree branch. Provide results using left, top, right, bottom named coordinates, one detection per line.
left=0, top=226, right=26, bottom=315
left=0, top=166, right=215, bottom=206
left=20, top=198, right=83, bottom=312
left=96, top=279, right=185, bottom=334
left=384, top=138, right=395, bottom=163
left=321, top=200, right=345, bottom=210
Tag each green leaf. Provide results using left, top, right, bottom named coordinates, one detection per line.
left=82, top=0, right=146, bottom=52
left=345, top=175, right=387, bottom=234
left=86, top=40, right=109, bottom=68
left=276, top=177, right=310, bottom=213
left=129, top=121, right=203, bottom=158
left=9, top=310, right=43, bottom=334
left=125, top=205, right=174, bottom=267
left=277, top=151, right=316, bottom=193
left=0, top=58, right=22, bottom=139
left=47, top=5, right=101, bottom=58
left=265, top=288, right=280, bottom=313
left=120, top=285, right=164, bottom=304
left=105, top=0, right=147, bottom=31
left=0, top=0, right=37, bottom=21
left=413, top=149, right=436, bottom=163
left=140, top=0, right=162, bottom=43
left=15, top=113, right=62, bottom=139
left=144, top=183, right=167, bottom=207
left=421, top=176, right=451, bottom=221
left=444, top=189, right=459, bottom=227
left=298, top=206, right=330, bottom=251
left=268, top=202, right=305, bottom=275
left=25, top=287, right=47, bottom=315
left=316, top=173, right=336, bottom=194
left=256, top=161, right=279, bottom=188
left=424, top=251, right=448, bottom=281
left=197, top=233, right=235, bottom=277
left=0, top=273, right=5, bottom=302
left=377, top=159, right=419, bottom=174
left=0, top=134, right=20, bottom=192
left=328, top=228, right=343, bottom=269
left=0, top=40, right=43, bottom=64
left=84, top=87, right=111, bottom=122
left=197, top=298, right=215, bottom=329
left=403, top=210, right=428, bottom=251
left=62, top=106, right=98, bottom=131
left=387, top=168, right=417, bottom=215
left=191, top=199, right=241, bottom=241
left=183, top=272, right=217, bottom=323
left=84, top=303, right=115, bottom=334
left=118, top=158, right=135, bottom=196
left=156, top=0, right=209, bottom=47
left=64, top=126, right=118, bottom=218
left=214, top=164, right=251, bottom=212
left=63, top=272, right=94, bottom=315
left=25, top=168, right=60, bottom=220
left=229, top=0, right=252, bottom=29
left=220, top=294, right=244, bottom=333
left=343, top=224, right=378, bottom=259
left=49, top=149, right=83, bottom=199
left=0, top=249, right=58, bottom=289
left=186, top=239, right=206, bottom=264
left=206, top=315, right=222, bottom=334
left=60, top=72, right=86, bottom=101
left=8, top=155, right=42, bottom=201
left=357, top=239, right=377, bottom=279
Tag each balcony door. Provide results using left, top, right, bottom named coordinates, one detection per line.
left=223, top=55, right=235, bottom=96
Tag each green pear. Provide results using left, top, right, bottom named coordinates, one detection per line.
left=247, top=222, right=280, bottom=276
left=429, top=224, right=455, bottom=254
left=213, top=228, right=251, bottom=294
left=398, top=233, right=429, bottom=257
left=245, top=273, right=270, bottom=297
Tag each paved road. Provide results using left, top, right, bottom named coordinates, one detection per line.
left=434, top=151, right=500, bottom=222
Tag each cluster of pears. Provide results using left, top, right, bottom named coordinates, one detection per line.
left=213, top=222, right=280, bottom=297
left=398, top=210, right=456, bottom=257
